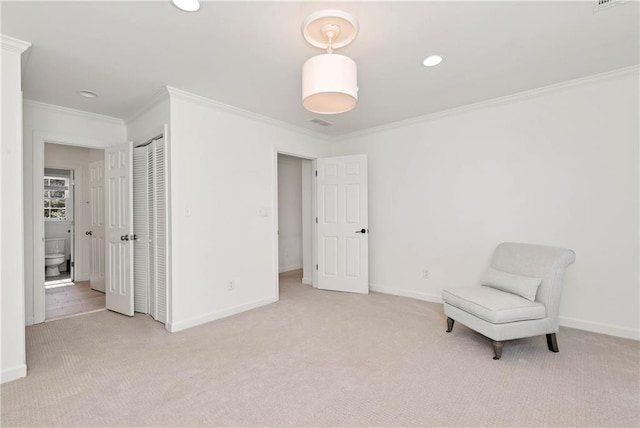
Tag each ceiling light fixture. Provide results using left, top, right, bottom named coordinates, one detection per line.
left=301, top=10, right=359, bottom=115
left=171, top=0, right=200, bottom=12
left=77, top=90, right=99, bottom=98
left=423, top=55, right=443, bottom=67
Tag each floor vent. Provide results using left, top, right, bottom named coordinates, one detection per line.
left=309, top=118, right=333, bottom=127
left=594, top=0, right=625, bottom=12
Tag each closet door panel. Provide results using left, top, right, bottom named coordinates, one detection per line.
left=154, top=139, right=168, bottom=324
left=148, top=147, right=157, bottom=318
left=131, top=137, right=167, bottom=324
left=133, top=147, right=150, bottom=314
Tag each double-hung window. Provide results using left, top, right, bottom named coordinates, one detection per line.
left=44, top=177, right=69, bottom=220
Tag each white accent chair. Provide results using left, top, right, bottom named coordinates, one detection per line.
left=442, top=242, right=576, bottom=360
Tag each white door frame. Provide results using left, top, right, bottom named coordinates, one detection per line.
left=32, top=132, right=110, bottom=324
left=273, top=149, right=318, bottom=301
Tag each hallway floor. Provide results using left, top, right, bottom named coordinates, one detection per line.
left=45, top=281, right=105, bottom=320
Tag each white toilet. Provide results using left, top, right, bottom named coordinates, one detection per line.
left=45, top=238, right=66, bottom=277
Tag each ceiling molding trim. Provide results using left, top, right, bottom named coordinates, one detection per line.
left=165, top=86, right=331, bottom=141
left=333, top=65, right=640, bottom=142
left=124, top=87, right=170, bottom=126
left=0, top=34, right=31, bottom=54
left=23, top=99, right=126, bottom=126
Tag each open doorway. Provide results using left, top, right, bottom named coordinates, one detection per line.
left=277, top=154, right=314, bottom=290
left=276, top=153, right=370, bottom=297
left=42, top=143, right=106, bottom=321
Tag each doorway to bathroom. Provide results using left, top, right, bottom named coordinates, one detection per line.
left=43, top=143, right=106, bottom=321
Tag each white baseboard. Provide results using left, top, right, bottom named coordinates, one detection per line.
left=1, top=364, right=27, bottom=384
left=302, top=277, right=312, bottom=286
left=166, top=296, right=278, bottom=333
left=371, top=283, right=639, bottom=341
left=279, top=264, right=302, bottom=273
left=559, top=316, right=639, bottom=341
left=370, top=283, right=443, bottom=304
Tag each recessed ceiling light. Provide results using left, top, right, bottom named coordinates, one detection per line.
left=78, top=90, right=99, bottom=98
left=172, top=0, right=200, bottom=12
left=423, top=55, right=443, bottom=67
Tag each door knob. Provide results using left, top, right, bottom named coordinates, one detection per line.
left=355, top=228, right=367, bottom=234
left=132, top=234, right=138, bottom=241
left=120, top=234, right=129, bottom=241
left=85, top=231, right=92, bottom=236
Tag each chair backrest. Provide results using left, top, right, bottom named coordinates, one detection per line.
left=490, top=242, right=576, bottom=328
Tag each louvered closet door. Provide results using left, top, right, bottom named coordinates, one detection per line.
left=131, top=138, right=168, bottom=324
left=150, top=138, right=167, bottom=324
left=133, top=147, right=150, bottom=314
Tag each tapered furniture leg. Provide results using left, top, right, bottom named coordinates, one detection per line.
left=546, top=333, right=559, bottom=352
left=492, top=341, right=503, bottom=360
left=446, top=317, right=455, bottom=333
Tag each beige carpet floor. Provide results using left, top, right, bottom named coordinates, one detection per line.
left=2, top=271, right=638, bottom=427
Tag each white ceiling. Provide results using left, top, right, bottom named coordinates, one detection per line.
left=2, top=1, right=638, bottom=137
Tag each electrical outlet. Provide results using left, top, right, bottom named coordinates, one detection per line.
left=227, top=280, right=235, bottom=291
left=422, top=269, right=430, bottom=279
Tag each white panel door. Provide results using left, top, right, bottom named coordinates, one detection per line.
left=88, top=160, right=105, bottom=292
left=316, top=155, right=368, bottom=294
left=105, top=142, right=134, bottom=316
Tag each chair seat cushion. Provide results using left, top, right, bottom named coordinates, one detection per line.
left=442, top=286, right=546, bottom=324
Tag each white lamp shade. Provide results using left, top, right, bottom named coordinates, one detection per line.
left=302, top=54, right=358, bottom=114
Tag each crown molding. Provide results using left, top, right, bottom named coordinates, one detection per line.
left=165, top=86, right=331, bottom=141
left=124, top=86, right=170, bottom=125
left=332, top=65, right=640, bottom=142
left=0, top=34, right=31, bottom=54
left=23, top=100, right=126, bottom=126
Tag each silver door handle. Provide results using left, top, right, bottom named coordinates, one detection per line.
left=120, top=235, right=129, bottom=241
left=86, top=231, right=92, bottom=236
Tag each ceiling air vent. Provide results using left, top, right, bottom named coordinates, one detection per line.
left=309, top=118, right=333, bottom=127
left=593, top=0, right=625, bottom=12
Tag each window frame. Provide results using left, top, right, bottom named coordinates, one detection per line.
left=44, top=176, right=69, bottom=221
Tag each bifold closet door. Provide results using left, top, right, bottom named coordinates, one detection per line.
left=132, top=138, right=167, bottom=324
left=150, top=138, right=167, bottom=324
left=133, top=147, right=150, bottom=314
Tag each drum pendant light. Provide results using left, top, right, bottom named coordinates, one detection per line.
left=301, top=10, right=359, bottom=114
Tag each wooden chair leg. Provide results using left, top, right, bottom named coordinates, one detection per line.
left=546, top=333, right=559, bottom=352
left=492, top=341, right=503, bottom=360
left=446, top=317, right=454, bottom=333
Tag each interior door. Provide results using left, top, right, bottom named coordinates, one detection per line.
left=316, top=155, right=369, bottom=294
left=105, top=142, right=134, bottom=316
left=88, top=160, right=105, bottom=291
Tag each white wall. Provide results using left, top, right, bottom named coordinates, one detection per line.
left=23, top=101, right=126, bottom=325
left=278, top=155, right=303, bottom=273
left=1, top=35, right=30, bottom=383
left=44, top=145, right=105, bottom=278
left=126, top=94, right=170, bottom=144
left=166, top=89, right=330, bottom=332
left=332, top=69, right=640, bottom=340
